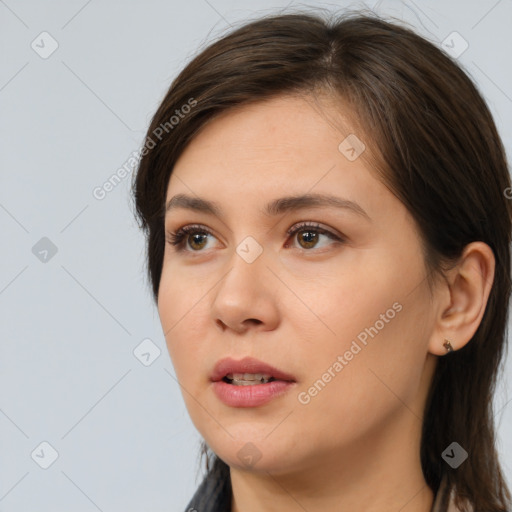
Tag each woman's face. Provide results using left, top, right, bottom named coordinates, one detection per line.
left=158, top=94, right=438, bottom=474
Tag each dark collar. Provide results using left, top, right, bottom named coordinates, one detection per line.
left=184, top=460, right=232, bottom=512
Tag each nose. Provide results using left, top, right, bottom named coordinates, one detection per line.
left=210, top=246, right=280, bottom=334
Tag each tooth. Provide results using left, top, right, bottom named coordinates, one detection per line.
left=230, top=377, right=274, bottom=385
left=234, top=380, right=269, bottom=386
left=226, top=373, right=273, bottom=381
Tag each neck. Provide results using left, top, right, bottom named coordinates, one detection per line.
left=230, top=410, right=434, bottom=512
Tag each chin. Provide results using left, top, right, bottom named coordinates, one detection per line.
left=210, top=435, right=300, bottom=475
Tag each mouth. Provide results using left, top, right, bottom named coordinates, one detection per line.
left=211, top=356, right=296, bottom=384
left=210, top=357, right=296, bottom=407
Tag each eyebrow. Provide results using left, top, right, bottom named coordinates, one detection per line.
left=165, top=192, right=371, bottom=221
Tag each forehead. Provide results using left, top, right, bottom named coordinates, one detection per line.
left=166, top=94, right=376, bottom=194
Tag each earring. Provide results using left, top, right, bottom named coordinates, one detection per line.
left=443, top=339, right=454, bottom=353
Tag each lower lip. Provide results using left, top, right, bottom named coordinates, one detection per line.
left=212, top=380, right=296, bottom=407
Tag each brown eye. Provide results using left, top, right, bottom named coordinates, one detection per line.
left=296, top=229, right=319, bottom=249
left=186, top=232, right=209, bottom=250
left=286, top=222, right=345, bottom=250
left=166, top=225, right=214, bottom=251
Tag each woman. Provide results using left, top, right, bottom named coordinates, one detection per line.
left=131, top=8, right=512, bottom=512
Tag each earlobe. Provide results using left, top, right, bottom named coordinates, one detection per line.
left=427, top=241, right=495, bottom=356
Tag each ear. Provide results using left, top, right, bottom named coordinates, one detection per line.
left=428, top=241, right=495, bottom=356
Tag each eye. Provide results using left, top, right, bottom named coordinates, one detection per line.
left=165, top=222, right=345, bottom=253
left=166, top=224, right=215, bottom=252
left=285, top=222, right=345, bottom=250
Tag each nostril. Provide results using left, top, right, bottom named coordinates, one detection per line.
left=214, top=318, right=262, bottom=333
left=246, top=318, right=262, bottom=325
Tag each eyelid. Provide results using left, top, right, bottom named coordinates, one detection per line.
left=286, top=221, right=344, bottom=239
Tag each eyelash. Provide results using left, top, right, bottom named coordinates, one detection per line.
left=165, top=222, right=345, bottom=253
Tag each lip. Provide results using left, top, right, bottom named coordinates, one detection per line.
left=212, top=379, right=296, bottom=407
left=210, top=356, right=297, bottom=408
left=210, top=356, right=296, bottom=383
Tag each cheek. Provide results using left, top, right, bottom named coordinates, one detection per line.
left=295, top=315, right=426, bottom=449
left=157, top=257, right=208, bottom=334
left=295, top=260, right=430, bottom=423
left=157, top=270, right=204, bottom=379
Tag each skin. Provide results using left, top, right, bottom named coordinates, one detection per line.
left=158, top=94, right=495, bottom=512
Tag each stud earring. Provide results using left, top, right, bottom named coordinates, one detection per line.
left=443, top=339, right=454, bottom=353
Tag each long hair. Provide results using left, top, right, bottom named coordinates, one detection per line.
left=131, top=9, right=512, bottom=511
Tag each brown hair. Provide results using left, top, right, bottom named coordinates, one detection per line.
left=131, top=8, right=512, bottom=511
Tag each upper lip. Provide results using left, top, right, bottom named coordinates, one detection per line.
left=211, top=357, right=296, bottom=382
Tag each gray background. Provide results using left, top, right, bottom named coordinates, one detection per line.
left=1, top=0, right=511, bottom=510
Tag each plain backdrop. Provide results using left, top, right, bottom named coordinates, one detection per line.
left=1, top=0, right=511, bottom=510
